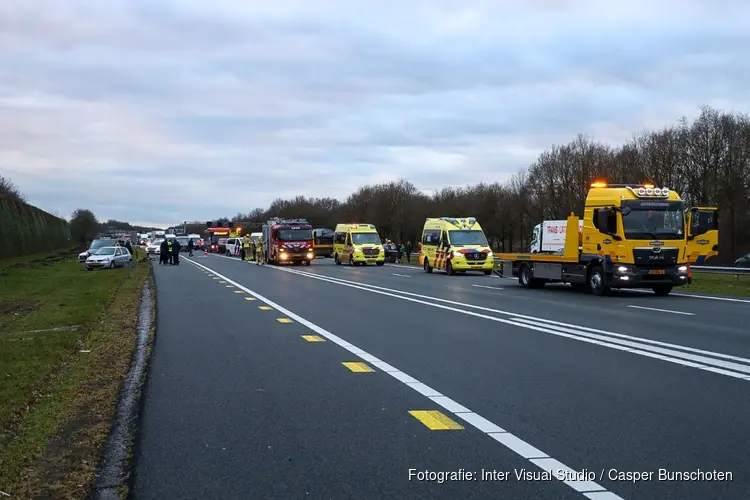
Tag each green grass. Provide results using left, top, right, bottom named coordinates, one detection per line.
left=682, top=272, right=750, bottom=297
left=0, top=249, right=151, bottom=498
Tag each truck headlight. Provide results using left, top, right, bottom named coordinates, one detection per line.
left=678, top=265, right=688, bottom=272
left=617, top=266, right=628, bottom=273
left=306, top=252, right=314, bottom=259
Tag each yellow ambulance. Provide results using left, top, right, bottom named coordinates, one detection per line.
left=419, top=217, right=494, bottom=275
left=333, top=223, right=385, bottom=266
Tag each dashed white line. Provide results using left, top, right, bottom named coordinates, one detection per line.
left=627, top=305, right=695, bottom=316
left=185, top=257, right=623, bottom=500
left=392, top=273, right=411, bottom=278
left=472, top=284, right=504, bottom=290
left=271, top=266, right=750, bottom=381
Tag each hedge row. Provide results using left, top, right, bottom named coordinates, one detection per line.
left=0, top=195, right=71, bottom=259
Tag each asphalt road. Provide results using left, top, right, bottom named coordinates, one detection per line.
left=132, top=255, right=750, bottom=500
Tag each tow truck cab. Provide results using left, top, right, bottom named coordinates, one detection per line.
left=497, top=182, right=719, bottom=296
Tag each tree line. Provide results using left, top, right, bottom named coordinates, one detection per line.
left=213, top=105, right=749, bottom=264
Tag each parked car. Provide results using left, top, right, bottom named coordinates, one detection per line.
left=176, top=236, right=191, bottom=252
left=147, top=239, right=164, bottom=255
left=224, top=237, right=242, bottom=256
left=85, top=246, right=132, bottom=270
left=735, top=253, right=750, bottom=268
left=79, top=238, right=116, bottom=262
left=216, top=238, right=228, bottom=254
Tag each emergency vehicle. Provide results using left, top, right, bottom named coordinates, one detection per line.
left=333, top=224, right=385, bottom=266
left=419, top=217, right=494, bottom=275
left=261, top=218, right=314, bottom=265
left=312, top=228, right=335, bottom=258
left=205, top=227, right=231, bottom=252
left=496, top=182, right=719, bottom=296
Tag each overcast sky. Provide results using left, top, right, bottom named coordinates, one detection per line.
left=2, top=0, right=748, bottom=228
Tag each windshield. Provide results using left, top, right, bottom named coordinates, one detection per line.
left=352, top=233, right=381, bottom=245
left=621, top=200, right=684, bottom=240
left=177, top=238, right=189, bottom=245
left=90, top=239, right=114, bottom=250
left=94, top=248, right=116, bottom=256
left=279, top=229, right=312, bottom=241
left=449, top=230, right=488, bottom=246
left=151, top=239, right=164, bottom=246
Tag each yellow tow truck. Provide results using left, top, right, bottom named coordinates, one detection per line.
left=496, top=182, right=719, bottom=296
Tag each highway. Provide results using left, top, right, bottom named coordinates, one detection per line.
left=132, top=254, right=750, bottom=500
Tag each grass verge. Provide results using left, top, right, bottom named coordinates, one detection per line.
left=0, top=248, right=151, bottom=498
left=392, top=254, right=750, bottom=297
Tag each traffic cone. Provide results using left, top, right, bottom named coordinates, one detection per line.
left=204, top=248, right=208, bottom=257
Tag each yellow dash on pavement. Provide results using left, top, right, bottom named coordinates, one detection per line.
left=219, top=280, right=227, bottom=283
left=226, top=285, right=235, bottom=288
left=259, top=306, right=272, bottom=310
left=301, top=335, right=325, bottom=342
left=234, top=290, right=244, bottom=294
left=212, top=277, right=219, bottom=279
left=408, top=410, right=464, bottom=430
left=244, top=297, right=256, bottom=301
left=276, top=318, right=293, bottom=323
left=342, top=362, right=374, bottom=373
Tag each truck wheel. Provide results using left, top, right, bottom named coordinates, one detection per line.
left=423, top=259, right=433, bottom=273
left=483, top=270, right=492, bottom=276
left=349, top=255, right=355, bottom=266
left=587, top=265, right=610, bottom=296
left=519, top=264, right=532, bottom=288
left=652, top=284, right=673, bottom=296
left=376, top=261, right=384, bottom=266
left=334, top=254, right=341, bottom=265
left=446, top=261, right=455, bottom=275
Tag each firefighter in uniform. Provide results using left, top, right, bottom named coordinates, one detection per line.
left=242, top=234, right=251, bottom=261
left=255, top=235, right=264, bottom=265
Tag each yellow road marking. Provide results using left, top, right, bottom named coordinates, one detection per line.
left=234, top=290, right=244, bottom=294
left=301, top=335, right=325, bottom=342
left=219, top=280, right=227, bottom=283
left=213, top=277, right=218, bottom=279
left=226, top=285, right=235, bottom=288
left=408, top=410, right=464, bottom=430
left=342, top=362, right=374, bottom=373
left=244, top=297, right=256, bottom=301
left=277, top=318, right=293, bottom=323
left=259, top=306, right=272, bottom=310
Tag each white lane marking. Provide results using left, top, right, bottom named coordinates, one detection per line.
left=184, top=257, right=620, bottom=499
left=626, top=305, right=695, bottom=316
left=472, top=284, right=504, bottom=290
left=272, top=266, right=750, bottom=381
left=392, top=273, right=411, bottom=278
left=623, top=287, right=750, bottom=304
left=384, top=263, right=422, bottom=271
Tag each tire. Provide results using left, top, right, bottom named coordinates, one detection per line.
left=423, top=258, right=433, bottom=273
left=334, top=253, right=341, bottom=265
left=587, top=265, right=610, bottom=296
left=483, top=270, right=492, bottom=275
left=652, top=284, right=673, bottom=296
left=349, top=255, right=355, bottom=266
left=446, top=260, right=454, bottom=275
left=376, top=261, right=384, bottom=267
left=518, top=264, right=532, bottom=288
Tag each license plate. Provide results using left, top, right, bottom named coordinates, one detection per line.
left=649, top=269, right=665, bottom=275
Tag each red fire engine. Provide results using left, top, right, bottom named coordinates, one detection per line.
left=261, top=218, right=314, bottom=265
left=205, top=227, right=231, bottom=253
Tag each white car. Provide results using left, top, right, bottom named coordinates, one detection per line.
left=147, top=239, right=164, bottom=255
left=86, top=247, right=132, bottom=270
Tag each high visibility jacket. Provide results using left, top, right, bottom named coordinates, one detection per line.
left=243, top=236, right=251, bottom=248
left=167, top=241, right=173, bottom=252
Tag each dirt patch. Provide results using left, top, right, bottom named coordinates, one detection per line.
left=0, top=300, right=40, bottom=315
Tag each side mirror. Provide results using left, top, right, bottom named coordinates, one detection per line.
left=620, top=206, right=632, bottom=216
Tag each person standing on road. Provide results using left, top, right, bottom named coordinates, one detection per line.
left=166, top=238, right=174, bottom=264
left=173, top=238, right=182, bottom=265
left=242, top=234, right=251, bottom=261
left=159, top=239, right=168, bottom=265
left=255, top=235, right=264, bottom=265
left=249, top=238, right=256, bottom=263
left=188, top=238, right=194, bottom=257
left=125, top=239, right=134, bottom=256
